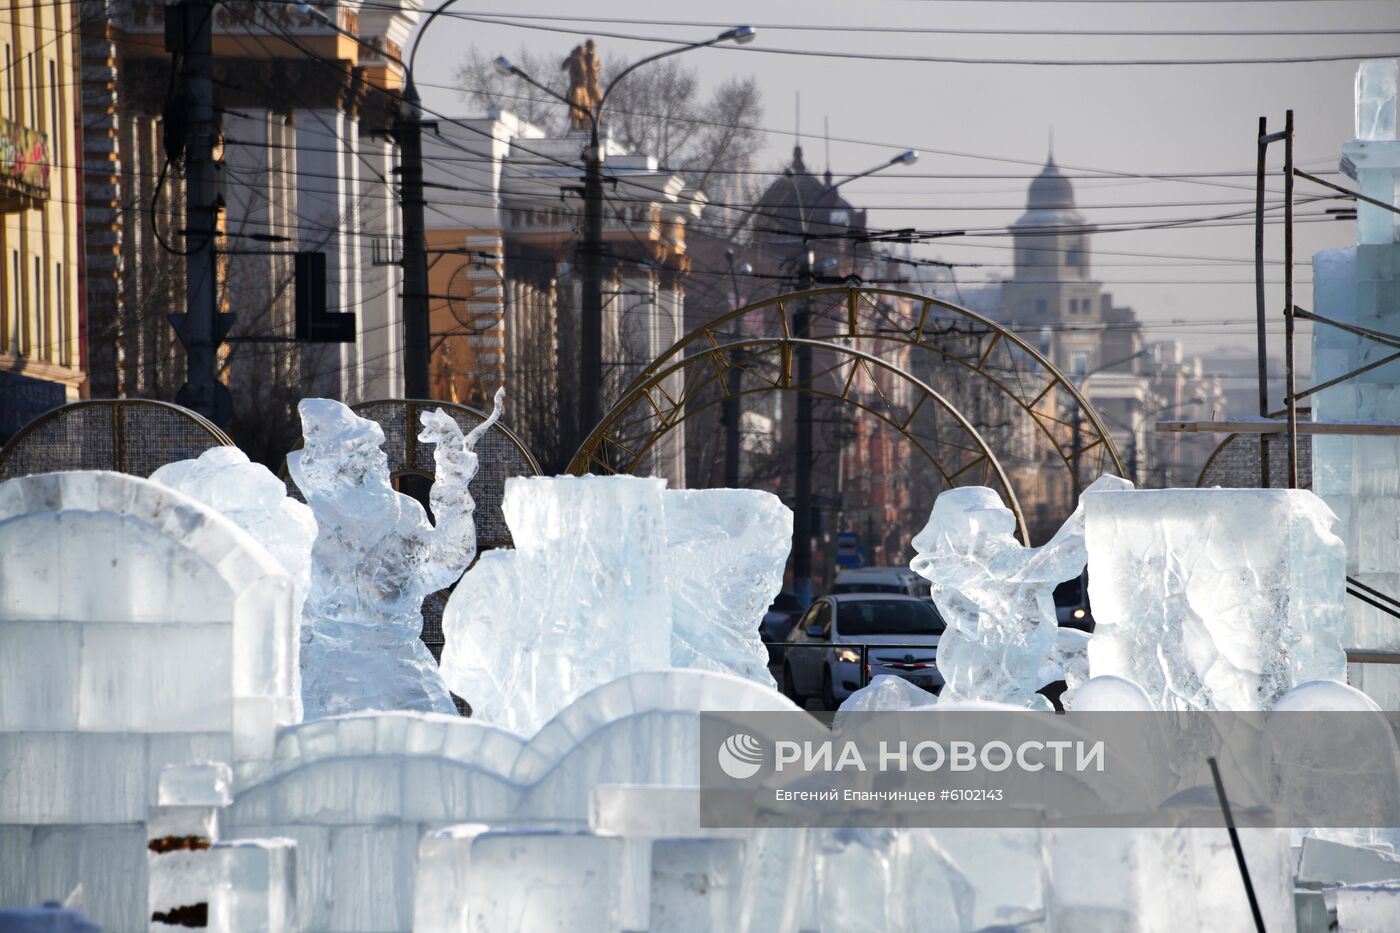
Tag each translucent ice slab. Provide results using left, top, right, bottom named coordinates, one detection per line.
left=1084, top=488, right=1347, bottom=711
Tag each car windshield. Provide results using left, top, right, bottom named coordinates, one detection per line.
left=832, top=582, right=905, bottom=594
left=837, top=600, right=945, bottom=637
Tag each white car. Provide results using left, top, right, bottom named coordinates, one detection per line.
left=831, top=566, right=932, bottom=599
left=780, top=594, right=944, bottom=709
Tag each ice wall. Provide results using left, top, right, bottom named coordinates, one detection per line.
left=0, top=471, right=299, bottom=931
left=1084, top=488, right=1347, bottom=711
left=288, top=392, right=501, bottom=718
left=909, top=475, right=1131, bottom=709
left=1312, top=59, right=1400, bottom=706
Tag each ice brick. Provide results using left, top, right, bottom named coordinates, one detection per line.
left=1084, top=489, right=1347, bottom=711
left=158, top=762, right=233, bottom=807
left=911, top=475, right=1132, bottom=709
left=0, top=621, right=80, bottom=731
left=649, top=839, right=745, bottom=933
left=1298, top=836, right=1400, bottom=885
left=1134, top=823, right=1296, bottom=933
left=1357, top=59, right=1399, bottom=141
left=589, top=784, right=717, bottom=839
left=466, top=830, right=623, bottom=933
left=413, top=823, right=490, bottom=933
left=663, top=489, right=791, bottom=688
left=1336, top=883, right=1400, bottom=932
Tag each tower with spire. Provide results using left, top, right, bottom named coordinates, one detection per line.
left=1001, top=153, right=1131, bottom=379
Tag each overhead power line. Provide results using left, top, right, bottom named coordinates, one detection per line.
left=448, top=14, right=1400, bottom=66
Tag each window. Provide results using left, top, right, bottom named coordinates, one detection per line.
left=28, top=54, right=36, bottom=127
left=3, top=45, right=11, bottom=118
left=1071, top=351, right=1089, bottom=378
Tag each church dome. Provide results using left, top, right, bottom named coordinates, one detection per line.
left=1026, top=157, right=1075, bottom=210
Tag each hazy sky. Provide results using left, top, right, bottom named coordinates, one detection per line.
left=414, top=0, right=1400, bottom=376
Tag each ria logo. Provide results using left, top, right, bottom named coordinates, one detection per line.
left=717, top=733, right=765, bottom=780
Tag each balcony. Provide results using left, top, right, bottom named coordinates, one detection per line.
left=0, top=116, right=48, bottom=212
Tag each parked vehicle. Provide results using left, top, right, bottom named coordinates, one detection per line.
left=830, top=566, right=932, bottom=599
left=1053, top=572, right=1093, bottom=632
left=761, top=592, right=805, bottom=663
left=782, top=594, right=944, bottom=708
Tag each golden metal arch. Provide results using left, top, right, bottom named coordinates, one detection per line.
left=617, top=286, right=1127, bottom=503
left=0, top=399, right=234, bottom=481
left=569, top=337, right=1030, bottom=544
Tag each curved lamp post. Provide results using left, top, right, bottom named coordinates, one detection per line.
left=494, top=26, right=755, bottom=456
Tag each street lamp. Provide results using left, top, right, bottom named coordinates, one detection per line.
left=787, top=153, right=918, bottom=607
left=495, top=27, right=755, bottom=456
left=722, top=249, right=754, bottom=488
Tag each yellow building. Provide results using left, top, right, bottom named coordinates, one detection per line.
left=0, top=0, right=85, bottom=436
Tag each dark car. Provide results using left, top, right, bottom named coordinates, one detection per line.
left=761, top=592, right=805, bottom=662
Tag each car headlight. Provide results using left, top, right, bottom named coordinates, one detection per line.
left=836, top=647, right=861, bottom=664
left=1073, top=608, right=1087, bottom=620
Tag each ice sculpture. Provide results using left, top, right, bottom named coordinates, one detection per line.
left=288, top=389, right=503, bottom=718
left=1084, top=488, right=1347, bottom=711
left=440, top=475, right=674, bottom=734
left=665, top=489, right=791, bottom=688
left=909, top=474, right=1132, bottom=709
left=151, top=447, right=316, bottom=618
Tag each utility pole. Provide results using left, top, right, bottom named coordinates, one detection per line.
left=168, top=0, right=232, bottom=426
left=1282, top=109, right=1299, bottom=488
left=792, top=252, right=815, bottom=605
left=578, top=133, right=606, bottom=456
left=1255, top=116, right=1273, bottom=487
left=399, top=82, right=431, bottom=399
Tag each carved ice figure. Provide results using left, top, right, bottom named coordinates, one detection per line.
left=909, top=475, right=1132, bottom=709
left=289, top=389, right=503, bottom=718
left=440, top=475, right=674, bottom=735
left=664, top=489, right=792, bottom=688
left=151, top=447, right=317, bottom=620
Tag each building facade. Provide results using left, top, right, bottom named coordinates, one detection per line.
left=79, top=0, right=412, bottom=459
left=1, top=0, right=85, bottom=439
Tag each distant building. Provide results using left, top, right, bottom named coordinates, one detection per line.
left=917, top=155, right=1225, bottom=499
left=1, top=0, right=85, bottom=439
